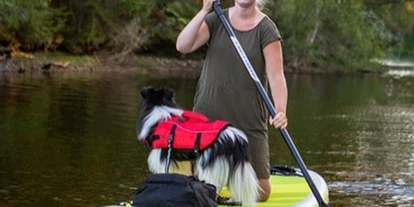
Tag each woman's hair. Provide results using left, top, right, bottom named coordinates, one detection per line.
left=256, top=0, right=268, bottom=9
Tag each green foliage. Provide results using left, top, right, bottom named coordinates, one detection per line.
left=0, top=0, right=411, bottom=72
left=52, top=0, right=156, bottom=51
left=364, top=0, right=414, bottom=58
left=271, top=0, right=384, bottom=71
left=269, top=0, right=322, bottom=67
left=159, top=1, right=200, bottom=41
left=0, top=0, right=64, bottom=48
left=50, top=0, right=200, bottom=54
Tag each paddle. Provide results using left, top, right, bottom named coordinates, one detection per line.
left=211, top=1, right=330, bottom=207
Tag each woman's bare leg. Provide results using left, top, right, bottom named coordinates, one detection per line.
left=258, top=178, right=271, bottom=201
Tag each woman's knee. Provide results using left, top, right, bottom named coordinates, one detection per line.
left=258, top=178, right=271, bottom=202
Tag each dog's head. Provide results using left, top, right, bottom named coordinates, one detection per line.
left=137, top=87, right=181, bottom=140
left=140, top=87, right=177, bottom=110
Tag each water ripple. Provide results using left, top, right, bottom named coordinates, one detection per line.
left=330, top=180, right=414, bottom=205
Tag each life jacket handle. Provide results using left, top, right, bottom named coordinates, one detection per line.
left=181, top=111, right=209, bottom=122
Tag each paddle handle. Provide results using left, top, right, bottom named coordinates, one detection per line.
left=212, top=2, right=329, bottom=207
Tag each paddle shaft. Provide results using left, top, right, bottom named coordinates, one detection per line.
left=212, top=2, right=329, bottom=207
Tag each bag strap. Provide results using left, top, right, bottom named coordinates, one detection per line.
left=216, top=196, right=242, bottom=206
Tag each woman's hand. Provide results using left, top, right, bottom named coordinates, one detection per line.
left=269, top=112, right=288, bottom=129
left=202, top=0, right=217, bottom=13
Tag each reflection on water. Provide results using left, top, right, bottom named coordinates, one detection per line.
left=269, top=74, right=414, bottom=206
left=330, top=181, right=414, bottom=197
left=385, top=69, right=414, bottom=78
left=330, top=181, right=414, bottom=206
left=0, top=71, right=413, bottom=206
left=373, top=58, right=414, bottom=68
left=327, top=103, right=414, bottom=206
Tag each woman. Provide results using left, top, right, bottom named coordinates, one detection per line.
left=176, top=0, right=288, bottom=201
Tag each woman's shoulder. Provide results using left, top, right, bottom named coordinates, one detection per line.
left=205, top=10, right=222, bottom=33
left=205, top=9, right=227, bottom=28
left=258, top=15, right=281, bottom=36
left=258, top=15, right=278, bottom=29
left=257, top=15, right=282, bottom=44
left=206, top=9, right=230, bottom=21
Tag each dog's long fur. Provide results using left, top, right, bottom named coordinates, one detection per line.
left=137, top=87, right=259, bottom=206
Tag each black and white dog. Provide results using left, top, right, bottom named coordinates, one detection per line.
left=137, top=87, right=259, bottom=206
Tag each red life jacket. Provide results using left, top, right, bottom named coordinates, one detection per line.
left=147, top=111, right=230, bottom=151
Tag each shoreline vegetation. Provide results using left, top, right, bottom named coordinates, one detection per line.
left=0, top=51, right=207, bottom=76
left=0, top=51, right=371, bottom=75
left=0, top=51, right=410, bottom=77
left=1, top=1, right=413, bottom=75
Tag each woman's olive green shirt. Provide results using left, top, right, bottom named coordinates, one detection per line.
left=193, top=10, right=282, bottom=178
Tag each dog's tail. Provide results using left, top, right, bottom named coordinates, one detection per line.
left=228, top=161, right=259, bottom=206
left=147, top=149, right=166, bottom=173
left=197, top=126, right=259, bottom=206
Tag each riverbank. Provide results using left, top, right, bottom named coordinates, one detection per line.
left=0, top=51, right=388, bottom=76
left=0, top=52, right=204, bottom=76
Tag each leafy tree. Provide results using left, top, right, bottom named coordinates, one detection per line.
left=0, top=0, right=411, bottom=72
left=0, top=0, right=64, bottom=50
left=270, top=0, right=384, bottom=71
left=49, top=0, right=155, bottom=54
left=363, top=0, right=414, bottom=58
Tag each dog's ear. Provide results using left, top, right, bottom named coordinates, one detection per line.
left=162, top=88, right=175, bottom=100
left=141, top=87, right=154, bottom=99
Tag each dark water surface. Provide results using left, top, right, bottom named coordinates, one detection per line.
left=0, top=69, right=413, bottom=207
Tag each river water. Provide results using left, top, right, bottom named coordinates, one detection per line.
left=0, top=69, right=413, bottom=207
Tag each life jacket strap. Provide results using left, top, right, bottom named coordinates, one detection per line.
left=194, top=132, right=202, bottom=154
left=165, top=124, right=177, bottom=173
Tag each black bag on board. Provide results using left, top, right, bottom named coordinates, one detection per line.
left=132, top=173, right=217, bottom=207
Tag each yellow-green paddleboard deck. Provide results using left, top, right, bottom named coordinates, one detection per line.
left=103, top=168, right=329, bottom=207
left=219, top=169, right=329, bottom=207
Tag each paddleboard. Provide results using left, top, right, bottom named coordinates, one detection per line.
left=219, top=166, right=329, bottom=207
left=103, top=166, right=329, bottom=207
